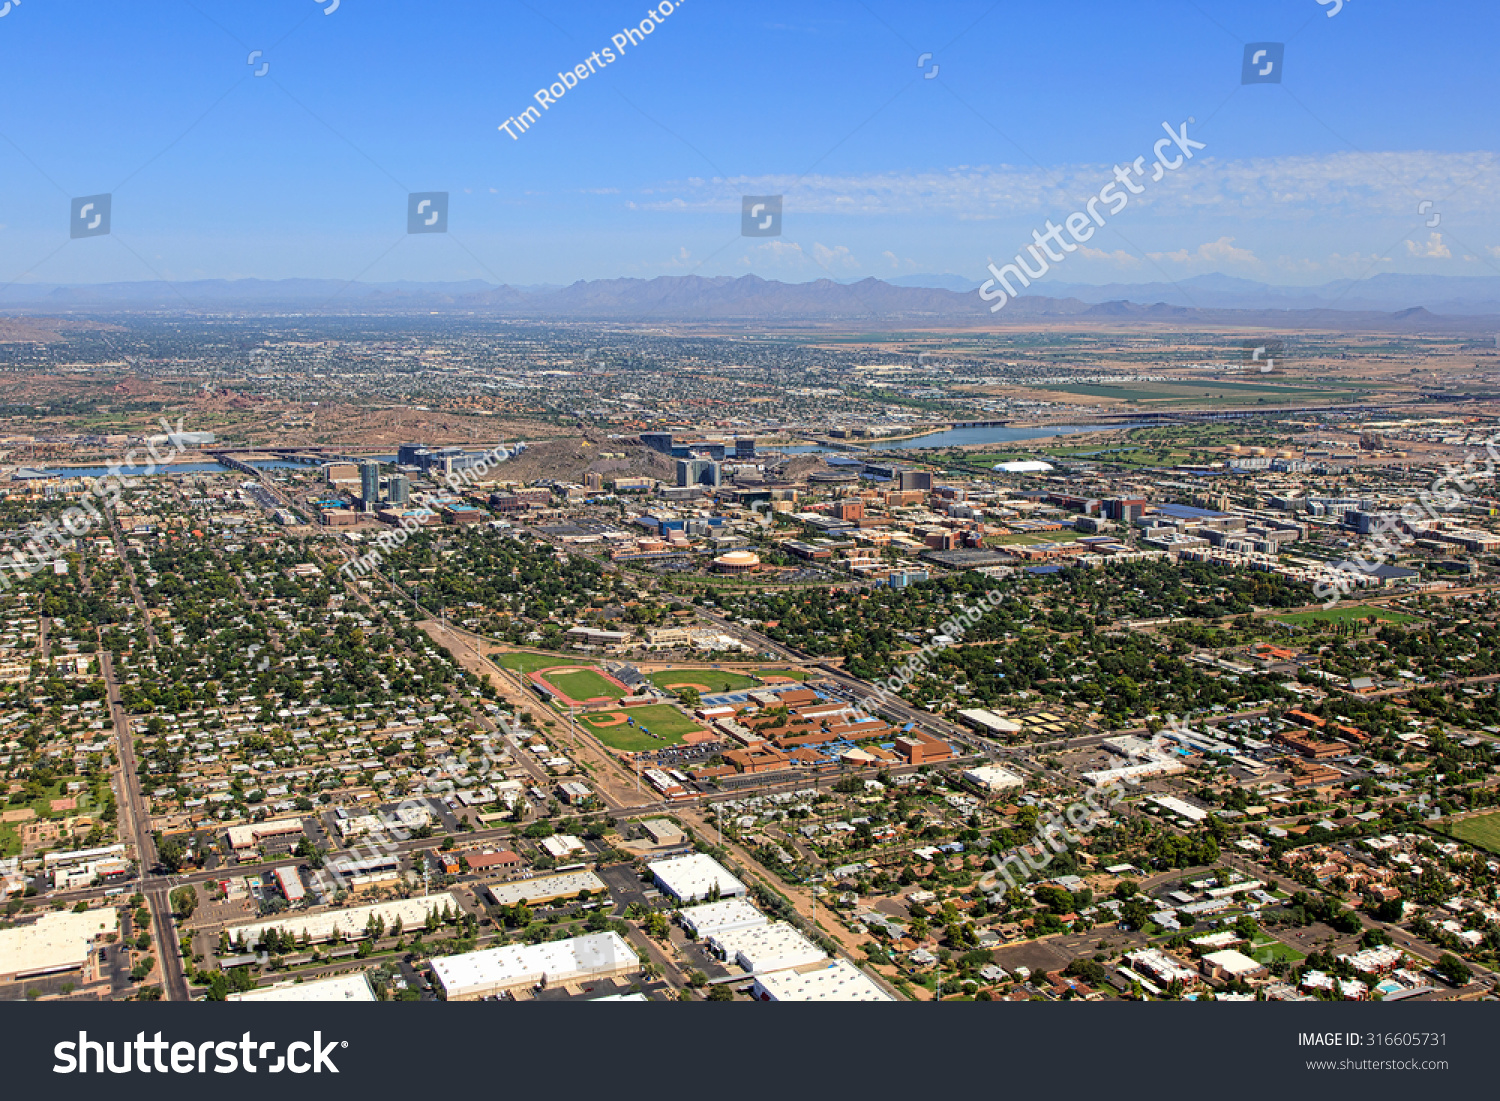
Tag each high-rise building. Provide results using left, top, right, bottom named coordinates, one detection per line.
left=735, top=437, right=757, bottom=459
left=899, top=470, right=933, bottom=493
left=388, top=475, right=410, bottom=506
left=1103, top=498, right=1147, bottom=522
left=641, top=432, right=675, bottom=454
left=359, top=461, right=381, bottom=511
left=584, top=471, right=603, bottom=491
left=676, top=459, right=721, bottom=488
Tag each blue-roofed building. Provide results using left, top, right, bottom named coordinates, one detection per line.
left=1152, top=503, right=1228, bottom=521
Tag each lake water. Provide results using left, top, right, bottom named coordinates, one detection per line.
left=38, top=459, right=309, bottom=478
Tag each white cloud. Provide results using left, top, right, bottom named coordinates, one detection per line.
left=1274, top=251, right=1393, bottom=276
left=1404, top=232, right=1452, bottom=259
left=1146, top=236, right=1260, bottom=268
left=635, top=151, right=1500, bottom=221
left=1076, top=246, right=1142, bottom=268
left=811, top=243, right=859, bottom=271
left=735, top=240, right=863, bottom=274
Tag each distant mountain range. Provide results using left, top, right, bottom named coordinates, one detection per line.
left=877, top=271, right=1500, bottom=315
left=3, top=272, right=1500, bottom=330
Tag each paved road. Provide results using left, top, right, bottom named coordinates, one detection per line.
left=100, top=650, right=188, bottom=1002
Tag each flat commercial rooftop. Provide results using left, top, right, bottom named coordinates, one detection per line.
left=0, top=908, right=120, bottom=980
left=648, top=852, right=747, bottom=902
left=956, top=709, right=1023, bottom=735
left=431, top=932, right=638, bottom=1000
left=962, top=764, right=1025, bottom=792
left=228, top=893, right=459, bottom=946
left=487, top=870, right=606, bottom=907
left=751, top=958, right=893, bottom=1002
left=679, top=897, right=767, bottom=939
left=711, top=921, right=825, bottom=974
left=227, top=973, right=376, bottom=1002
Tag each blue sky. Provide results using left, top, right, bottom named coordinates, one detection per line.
left=0, top=0, right=1496, bottom=288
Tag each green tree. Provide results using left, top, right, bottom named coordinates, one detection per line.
left=1435, top=953, right=1472, bottom=986
left=170, top=886, right=198, bottom=920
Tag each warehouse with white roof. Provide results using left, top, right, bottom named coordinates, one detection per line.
left=227, top=973, right=376, bottom=1002
left=0, top=908, right=119, bottom=983
left=678, top=897, right=767, bottom=939
left=961, top=764, right=1025, bottom=795
left=228, top=893, right=458, bottom=948
left=751, top=959, right=893, bottom=1002
left=487, top=870, right=606, bottom=907
left=711, top=921, right=826, bottom=974
left=648, top=853, right=746, bottom=903
left=431, top=932, right=638, bottom=1000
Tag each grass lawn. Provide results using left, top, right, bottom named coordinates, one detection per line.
left=988, top=532, right=1068, bottom=546
left=1250, top=937, right=1306, bottom=965
left=757, top=668, right=812, bottom=681
left=0, top=775, right=102, bottom=857
left=1272, top=605, right=1418, bottom=626
left=1035, top=379, right=1373, bottom=408
left=1446, top=810, right=1500, bottom=855
left=493, top=651, right=596, bottom=674
left=578, top=703, right=703, bottom=750
left=542, top=667, right=624, bottom=701
left=647, top=669, right=762, bottom=693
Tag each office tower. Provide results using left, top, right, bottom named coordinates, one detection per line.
left=899, top=470, right=933, bottom=493
left=360, top=461, right=381, bottom=511
left=676, top=459, right=721, bottom=488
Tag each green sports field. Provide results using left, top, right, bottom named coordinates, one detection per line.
left=988, top=532, right=1068, bottom=547
left=578, top=703, right=703, bottom=751
left=542, top=667, right=624, bottom=701
left=494, top=651, right=598, bottom=674
left=647, top=669, right=762, bottom=693
left=1447, top=811, right=1500, bottom=855
left=1272, top=605, right=1418, bottom=626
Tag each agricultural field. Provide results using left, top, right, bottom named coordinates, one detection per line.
left=647, top=669, right=762, bottom=693
left=577, top=703, right=704, bottom=751
left=1271, top=605, right=1419, bottom=625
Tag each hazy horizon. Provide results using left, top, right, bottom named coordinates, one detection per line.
left=0, top=0, right=1496, bottom=296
